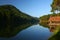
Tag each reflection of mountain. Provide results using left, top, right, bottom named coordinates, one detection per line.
left=0, top=5, right=38, bottom=37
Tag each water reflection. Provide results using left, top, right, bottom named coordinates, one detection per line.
left=0, top=24, right=51, bottom=40
left=39, top=21, right=60, bottom=40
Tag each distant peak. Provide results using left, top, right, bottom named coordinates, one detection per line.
left=0, top=4, right=15, bottom=8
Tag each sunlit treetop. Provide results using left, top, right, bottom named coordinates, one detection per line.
left=51, top=0, right=60, bottom=13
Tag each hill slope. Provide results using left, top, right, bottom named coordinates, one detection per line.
left=0, top=5, right=38, bottom=37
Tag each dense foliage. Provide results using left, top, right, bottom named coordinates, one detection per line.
left=51, top=0, right=60, bottom=13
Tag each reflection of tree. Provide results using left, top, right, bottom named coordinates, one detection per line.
left=48, top=26, right=60, bottom=40
left=39, top=21, right=49, bottom=28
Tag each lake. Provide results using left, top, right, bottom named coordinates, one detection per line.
left=0, top=24, right=52, bottom=40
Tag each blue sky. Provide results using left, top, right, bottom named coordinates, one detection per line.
left=0, top=0, right=52, bottom=17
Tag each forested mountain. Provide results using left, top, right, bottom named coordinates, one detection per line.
left=0, top=5, right=39, bottom=37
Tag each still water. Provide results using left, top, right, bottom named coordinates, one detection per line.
left=0, top=24, right=51, bottom=40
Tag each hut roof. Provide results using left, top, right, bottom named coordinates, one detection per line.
left=49, top=16, right=60, bottom=21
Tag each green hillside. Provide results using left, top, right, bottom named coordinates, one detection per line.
left=0, top=5, right=38, bottom=37
left=39, top=13, right=60, bottom=28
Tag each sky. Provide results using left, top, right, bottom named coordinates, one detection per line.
left=0, top=0, right=52, bottom=17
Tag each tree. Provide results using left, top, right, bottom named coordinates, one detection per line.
left=51, top=0, right=60, bottom=13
